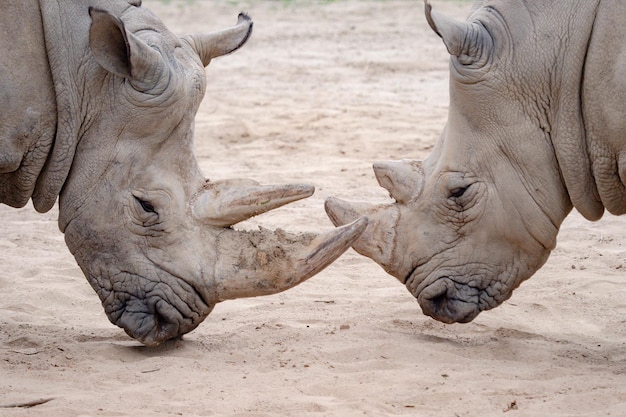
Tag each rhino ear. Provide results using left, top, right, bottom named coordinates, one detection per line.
left=185, top=13, right=253, bottom=67
left=424, top=1, right=492, bottom=66
left=88, top=8, right=168, bottom=92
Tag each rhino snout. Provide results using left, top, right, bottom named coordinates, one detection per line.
left=104, top=275, right=213, bottom=346
left=115, top=297, right=194, bottom=346
left=416, top=277, right=483, bottom=324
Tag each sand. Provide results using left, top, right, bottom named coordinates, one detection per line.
left=1, top=1, right=626, bottom=416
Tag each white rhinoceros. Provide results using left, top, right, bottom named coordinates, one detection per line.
left=0, top=0, right=366, bottom=346
left=326, top=0, right=625, bottom=324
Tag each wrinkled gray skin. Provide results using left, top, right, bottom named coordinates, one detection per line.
left=326, top=0, right=626, bottom=324
left=0, top=0, right=367, bottom=346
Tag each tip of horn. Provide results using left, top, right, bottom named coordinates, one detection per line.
left=373, top=161, right=399, bottom=198
left=307, top=217, right=369, bottom=259
left=325, top=197, right=364, bottom=228
left=298, top=216, right=368, bottom=279
left=373, top=160, right=424, bottom=203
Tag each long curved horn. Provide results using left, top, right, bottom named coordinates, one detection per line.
left=192, top=179, right=314, bottom=227
left=185, top=13, right=253, bottom=67
left=212, top=217, right=368, bottom=301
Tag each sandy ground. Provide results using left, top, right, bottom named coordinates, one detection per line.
left=2, top=0, right=626, bottom=416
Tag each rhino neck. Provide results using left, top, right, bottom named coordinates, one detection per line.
left=546, top=0, right=604, bottom=221
left=28, top=0, right=99, bottom=214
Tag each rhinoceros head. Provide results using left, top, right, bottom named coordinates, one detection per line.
left=54, top=5, right=366, bottom=345
left=326, top=2, right=579, bottom=323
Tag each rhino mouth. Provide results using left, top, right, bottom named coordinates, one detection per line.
left=113, top=295, right=210, bottom=346
left=414, top=276, right=486, bottom=324
left=99, top=271, right=213, bottom=346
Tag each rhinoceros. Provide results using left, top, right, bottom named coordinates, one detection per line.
left=0, top=0, right=366, bottom=346
left=326, top=0, right=626, bottom=324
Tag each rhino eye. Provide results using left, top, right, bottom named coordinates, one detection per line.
left=449, top=186, right=469, bottom=199
left=135, top=196, right=157, bottom=214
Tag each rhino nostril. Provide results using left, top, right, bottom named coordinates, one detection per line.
left=153, top=310, right=168, bottom=335
left=148, top=300, right=181, bottom=344
left=418, top=281, right=454, bottom=323
left=429, top=292, right=448, bottom=313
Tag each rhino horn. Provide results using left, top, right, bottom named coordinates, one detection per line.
left=325, top=197, right=400, bottom=276
left=192, top=179, right=314, bottom=227
left=424, top=0, right=492, bottom=66
left=186, top=13, right=253, bottom=67
left=213, top=217, right=368, bottom=301
left=88, top=8, right=169, bottom=93
left=373, top=160, right=424, bottom=203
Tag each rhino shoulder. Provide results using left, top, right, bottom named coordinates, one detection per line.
left=0, top=0, right=57, bottom=210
